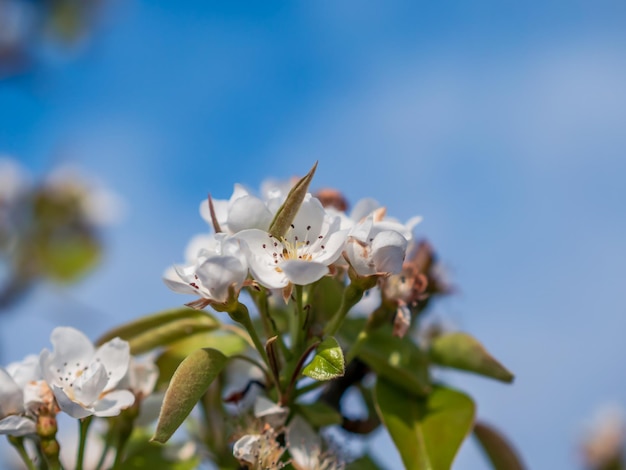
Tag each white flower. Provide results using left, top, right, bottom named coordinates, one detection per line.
left=0, top=354, right=52, bottom=436
left=0, top=157, right=30, bottom=205
left=200, top=184, right=276, bottom=234
left=163, top=233, right=248, bottom=304
left=40, top=327, right=135, bottom=419
left=344, top=215, right=408, bottom=276
left=237, top=195, right=348, bottom=289
left=286, top=416, right=343, bottom=470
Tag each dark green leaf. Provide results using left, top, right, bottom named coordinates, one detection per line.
left=346, top=455, right=383, bottom=470
left=357, top=326, right=430, bottom=396
left=374, top=380, right=475, bottom=470
left=152, top=348, right=228, bottom=443
left=96, top=307, right=220, bottom=354
left=268, top=162, right=317, bottom=239
left=302, top=336, right=345, bottom=381
left=474, top=421, right=526, bottom=470
left=429, top=332, right=514, bottom=383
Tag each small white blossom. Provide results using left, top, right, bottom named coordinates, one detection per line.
left=163, top=233, right=248, bottom=304
left=40, top=327, right=135, bottom=419
left=237, top=194, right=348, bottom=289
left=117, top=356, right=159, bottom=400
left=253, top=396, right=289, bottom=430
left=344, top=215, right=408, bottom=276
left=0, top=354, right=51, bottom=436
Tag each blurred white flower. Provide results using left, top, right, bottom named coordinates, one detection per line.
left=40, top=327, right=135, bottom=419
left=44, top=165, right=125, bottom=226
left=237, top=194, right=347, bottom=288
left=286, top=416, right=343, bottom=470
left=582, top=404, right=625, bottom=469
left=0, top=367, right=36, bottom=436
left=0, top=157, right=30, bottom=204
left=117, top=356, right=159, bottom=400
left=163, top=232, right=248, bottom=304
left=253, top=396, right=289, bottom=430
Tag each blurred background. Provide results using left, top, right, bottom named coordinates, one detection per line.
left=1, top=0, right=626, bottom=468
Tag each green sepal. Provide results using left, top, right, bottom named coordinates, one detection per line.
left=302, top=336, right=345, bottom=381
left=374, top=380, right=475, bottom=470
left=152, top=348, right=228, bottom=443
left=429, top=332, right=514, bottom=383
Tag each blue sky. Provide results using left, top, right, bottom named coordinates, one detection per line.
left=2, top=1, right=626, bottom=468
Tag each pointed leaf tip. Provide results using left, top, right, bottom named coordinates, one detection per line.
left=302, top=336, right=345, bottom=381
left=268, top=162, right=318, bottom=239
left=429, top=332, right=514, bottom=383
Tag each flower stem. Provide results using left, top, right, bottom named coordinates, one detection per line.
left=324, top=282, right=366, bottom=337
left=7, top=436, right=37, bottom=470
left=76, top=416, right=92, bottom=470
left=227, top=302, right=270, bottom=370
left=293, top=284, right=306, bottom=354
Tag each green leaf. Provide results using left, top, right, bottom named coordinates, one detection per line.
left=155, top=332, right=247, bottom=388
left=374, top=380, right=475, bottom=470
left=268, top=162, right=317, bottom=239
left=302, top=336, right=345, bottom=381
left=296, top=402, right=343, bottom=427
left=473, top=421, right=526, bottom=470
left=357, top=326, right=431, bottom=396
left=152, top=348, right=228, bottom=443
left=429, top=332, right=514, bottom=383
left=96, top=307, right=220, bottom=354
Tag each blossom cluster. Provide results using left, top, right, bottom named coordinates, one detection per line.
left=164, top=181, right=423, bottom=306
left=0, top=326, right=157, bottom=436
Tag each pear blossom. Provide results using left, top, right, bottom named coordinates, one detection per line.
left=164, top=232, right=248, bottom=304
left=344, top=214, right=408, bottom=276
left=0, top=354, right=53, bottom=436
left=237, top=194, right=348, bottom=289
left=200, top=184, right=277, bottom=234
left=40, top=327, right=135, bottom=419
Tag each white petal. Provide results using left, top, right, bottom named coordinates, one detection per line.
left=48, top=327, right=95, bottom=372
left=228, top=195, right=273, bottom=233
left=0, top=415, right=36, bottom=436
left=196, top=255, right=248, bottom=302
left=254, top=396, right=289, bottom=429
left=233, top=434, right=261, bottom=464
left=288, top=194, right=326, bottom=243
left=345, top=239, right=375, bottom=276
left=349, top=216, right=373, bottom=244
left=350, top=198, right=380, bottom=222
left=73, top=363, right=109, bottom=406
left=183, top=233, right=215, bottom=262
left=280, top=260, right=329, bottom=286
left=371, top=230, right=408, bottom=274
left=0, top=368, right=23, bottom=417
left=52, top=385, right=93, bottom=419
left=287, top=416, right=321, bottom=470
left=93, top=390, right=135, bottom=417
left=93, top=338, right=131, bottom=391
left=311, top=229, right=348, bottom=265
left=163, top=266, right=198, bottom=295
left=405, top=215, right=423, bottom=233
left=6, top=354, right=41, bottom=388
